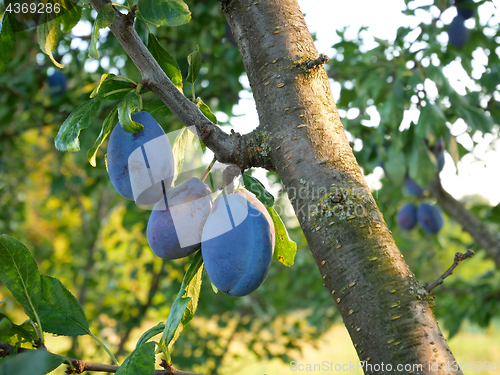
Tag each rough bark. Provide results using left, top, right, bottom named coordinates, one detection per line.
left=222, top=1, right=461, bottom=373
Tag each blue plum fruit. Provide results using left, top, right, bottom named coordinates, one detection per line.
left=456, top=0, right=475, bottom=19
left=397, top=203, right=418, bottom=230
left=202, top=193, right=273, bottom=297
left=417, top=203, right=443, bottom=234
left=48, top=71, right=67, bottom=97
left=404, top=175, right=425, bottom=197
left=431, top=137, right=445, bottom=154
left=147, top=177, right=213, bottom=259
left=436, top=152, right=445, bottom=172
left=107, top=111, right=175, bottom=205
left=431, top=138, right=445, bottom=172
left=448, top=14, right=469, bottom=48
left=235, top=189, right=275, bottom=252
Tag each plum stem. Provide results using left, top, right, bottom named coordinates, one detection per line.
left=201, top=157, right=216, bottom=182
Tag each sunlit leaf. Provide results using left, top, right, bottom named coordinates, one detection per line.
left=116, top=342, right=155, bottom=375
left=266, top=207, right=297, bottom=267
left=55, top=96, right=103, bottom=151
left=37, top=11, right=63, bottom=68
left=88, top=105, right=119, bottom=167
left=136, top=322, right=165, bottom=348
left=37, top=275, right=90, bottom=336
left=0, top=235, right=41, bottom=320
left=242, top=174, right=275, bottom=207
left=171, top=126, right=194, bottom=186
left=117, top=91, right=143, bottom=133
left=161, top=251, right=203, bottom=349
left=0, top=13, right=16, bottom=74
left=196, top=98, right=217, bottom=124
left=89, top=3, right=115, bottom=59
left=137, top=0, right=191, bottom=27
left=147, top=33, right=183, bottom=90
left=186, top=45, right=201, bottom=85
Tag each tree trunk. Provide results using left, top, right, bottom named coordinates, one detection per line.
left=221, top=0, right=462, bottom=372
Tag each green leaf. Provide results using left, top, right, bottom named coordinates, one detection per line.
left=0, top=313, right=36, bottom=343
left=196, top=98, right=217, bottom=124
left=89, top=3, right=115, bottom=59
left=242, top=174, right=275, bottom=207
left=59, top=0, right=83, bottom=33
left=118, top=91, right=143, bottom=133
left=136, top=322, right=165, bottom=348
left=143, top=100, right=172, bottom=118
left=186, top=45, right=202, bottom=85
left=408, top=139, right=436, bottom=188
left=416, top=103, right=446, bottom=142
left=0, top=13, right=16, bottom=74
left=36, top=275, right=90, bottom=336
left=0, top=350, right=65, bottom=375
left=55, top=96, right=103, bottom=151
left=384, top=144, right=406, bottom=184
left=463, top=105, right=494, bottom=133
left=171, top=127, right=194, bottom=186
left=147, top=33, right=183, bottom=90
left=161, top=251, right=203, bottom=349
left=88, top=105, right=118, bottom=167
left=90, top=74, right=133, bottom=100
left=116, top=342, right=155, bottom=375
left=0, top=315, right=13, bottom=341
left=266, top=207, right=297, bottom=267
left=137, top=0, right=191, bottom=27
left=37, top=12, right=63, bottom=68
left=0, top=235, right=41, bottom=320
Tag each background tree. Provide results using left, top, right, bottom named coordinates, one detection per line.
left=0, top=0, right=499, bottom=374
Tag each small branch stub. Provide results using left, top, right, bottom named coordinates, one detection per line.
left=425, top=250, right=475, bottom=292
left=301, top=54, right=330, bottom=70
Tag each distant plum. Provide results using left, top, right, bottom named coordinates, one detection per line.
left=448, top=14, right=469, bottom=48
left=397, top=203, right=418, bottom=230
left=235, top=189, right=275, bottom=252
left=417, top=203, right=443, bottom=234
left=202, top=193, right=273, bottom=297
left=48, top=71, right=67, bottom=97
left=456, top=0, right=475, bottom=19
left=147, top=177, right=213, bottom=259
left=404, top=175, right=425, bottom=197
left=107, top=111, right=175, bottom=205
left=431, top=138, right=445, bottom=172
left=436, top=152, right=445, bottom=172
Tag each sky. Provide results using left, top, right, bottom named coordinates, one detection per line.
left=222, top=0, right=500, bottom=205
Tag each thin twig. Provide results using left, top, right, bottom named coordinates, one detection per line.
left=0, top=342, right=201, bottom=375
left=424, top=250, right=475, bottom=292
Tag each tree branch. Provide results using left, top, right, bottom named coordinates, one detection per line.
left=85, top=0, right=272, bottom=170
left=0, top=342, right=201, bottom=375
left=425, top=250, right=475, bottom=292
left=427, top=177, right=500, bottom=268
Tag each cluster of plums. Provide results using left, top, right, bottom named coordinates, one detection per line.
left=447, top=0, right=475, bottom=48
left=106, top=111, right=274, bottom=297
left=397, top=202, right=443, bottom=234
